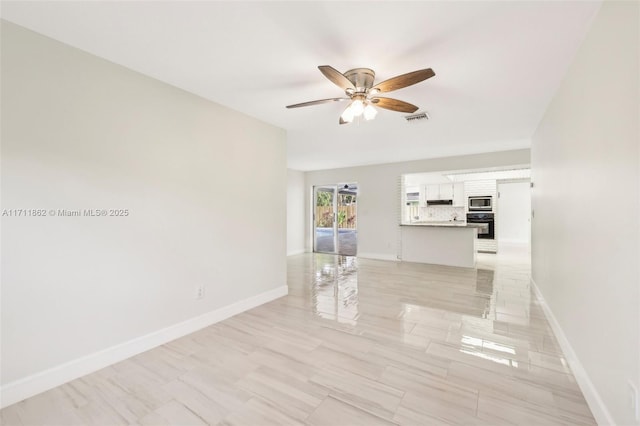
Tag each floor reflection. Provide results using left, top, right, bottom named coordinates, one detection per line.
left=306, top=255, right=501, bottom=325
left=459, top=348, right=520, bottom=368
left=314, top=230, right=358, bottom=256
left=311, top=255, right=359, bottom=324
left=475, top=268, right=495, bottom=294
left=281, top=247, right=594, bottom=424
left=292, top=247, right=559, bottom=371
left=280, top=247, right=592, bottom=424
left=393, top=267, right=497, bottom=319
left=459, top=334, right=520, bottom=368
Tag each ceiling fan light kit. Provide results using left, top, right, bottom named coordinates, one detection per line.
left=363, top=103, right=377, bottom=120
left=286, top=65, right=435, bottom=125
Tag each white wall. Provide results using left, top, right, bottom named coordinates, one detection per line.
left=531, top=1, right=639, bottom=424
left=404, top=172, right=452, bottom=186
left=305, top=150, right=530, bottom=260
left=496, top=181, right=531, bottom=245
left=287, top=169, right=306, bottom=255
left=1, top=21, right=287, bottom=401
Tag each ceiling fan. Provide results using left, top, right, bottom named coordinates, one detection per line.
left=286, top=65, right=435, bottom=125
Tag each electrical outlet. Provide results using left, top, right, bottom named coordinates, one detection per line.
left=628, top=380, right=639, bottom=421
left=195, top=284, right=205, bottom=300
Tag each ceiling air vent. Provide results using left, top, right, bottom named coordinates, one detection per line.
left=404, top=112, right=429, bottom=123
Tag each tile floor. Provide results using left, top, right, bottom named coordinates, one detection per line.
left=0, top=249, right=596, bottom=425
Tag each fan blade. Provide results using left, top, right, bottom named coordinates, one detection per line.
left=318, top=65, right=355, bottom=91
left=286, top=98, right=350, bottom=108
left=339, top=117, right=348, bottom=125
left=372, top=68, right=435, bottom=93
left=370, top=97, right=419, bottom=113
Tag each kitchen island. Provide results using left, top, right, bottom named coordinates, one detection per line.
left=400, top=222, right=483, bottom=268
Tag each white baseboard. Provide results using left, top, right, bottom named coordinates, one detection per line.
left=0, top=285, right=288, bottom=409
left=287, top=249, right=306, bottom=256
left=530, top=278, right=614, bottom=426
left=357, top=252, right=399, bottom=262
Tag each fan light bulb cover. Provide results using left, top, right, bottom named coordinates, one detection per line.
left=351, top=99, right=365, bottom=116
left=341, top=104, right=355, bottom=122
left=363, top=104, right=378, bottom=120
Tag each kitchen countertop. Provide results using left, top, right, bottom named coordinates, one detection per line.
left=400, top=221, right=486, bottom=228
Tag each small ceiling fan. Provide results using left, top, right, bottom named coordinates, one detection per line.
left=286, top=65, right=435, bottom=124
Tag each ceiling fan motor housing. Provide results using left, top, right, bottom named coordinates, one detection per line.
left=343, top=68, right=375, bottom=92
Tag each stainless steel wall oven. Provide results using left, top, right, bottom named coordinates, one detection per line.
left=466, top=212, right=495, bottom=239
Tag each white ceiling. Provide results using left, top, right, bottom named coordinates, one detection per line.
left=1, top=1, right=601, bottom=171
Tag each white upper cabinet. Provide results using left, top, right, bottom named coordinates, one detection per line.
left=439, top=184, right=454, bottom=200
left=425, top=184, right=440, bottom=201
left=424, top=183, right=461, bottom=203
left=453, top=183, right=465, bottom=206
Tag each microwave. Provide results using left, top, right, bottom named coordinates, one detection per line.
left=468, top=196, right=492, bottom=211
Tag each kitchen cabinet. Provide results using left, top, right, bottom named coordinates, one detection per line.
left=453, top=183, right=465, bottom=206
left=424, top=183, right=463, bottom=203
left=425, top=184, right=440, bottom=201
left=401, top=225, right=478, bottom=267
left=439, top=184, right=454, bottom=200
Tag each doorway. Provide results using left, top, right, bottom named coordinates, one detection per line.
left=496, top=180, right=531, bottom=251
left=313, top=184, right=357, bottom=256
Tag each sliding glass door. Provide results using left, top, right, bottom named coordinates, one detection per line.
left=313, top=186, right=337, bottom=254
left=313, top=184, right=358, bottom=256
